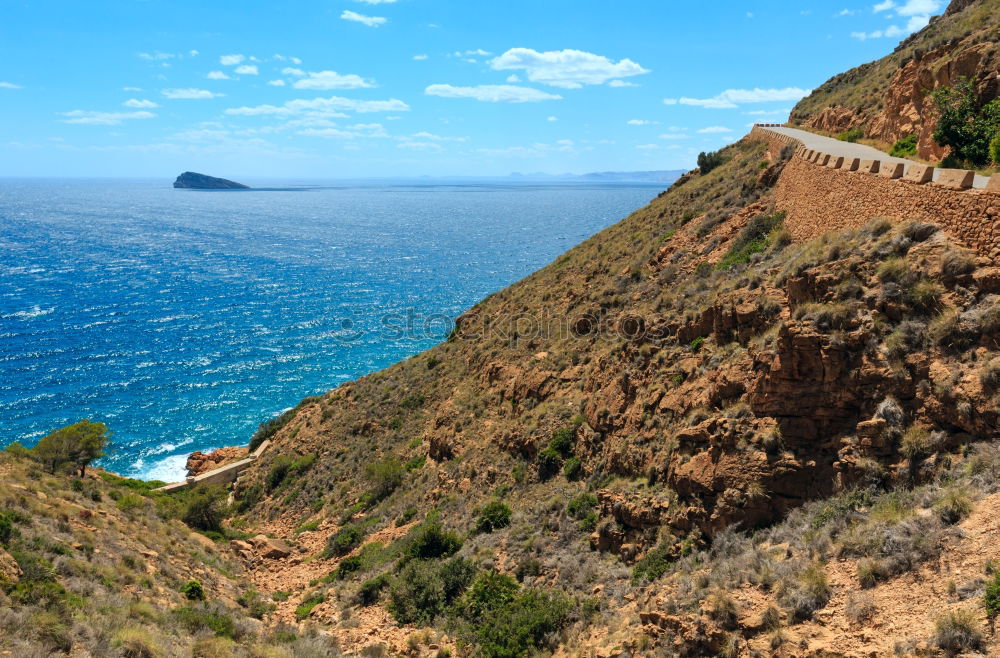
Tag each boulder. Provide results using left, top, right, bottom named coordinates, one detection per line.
left=250, top=534, right=292, bottom=559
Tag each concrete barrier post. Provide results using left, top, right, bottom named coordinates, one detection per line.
left=936, top=168, right=975, bottom=190
left=988, top=174, right=1000, bottom=193
left=860, top=160, right=880, bottom=174
left=879, top=162, right=905, bottom=179
left=827, top=156, right=845, bottom=169
left=842, top=158, right=860, bottom=172
left=817, top=153, right=831, bottom=166
left=903, top=164, right=934, bottom=184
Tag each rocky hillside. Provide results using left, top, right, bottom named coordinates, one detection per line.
left=208, top=119, right=1000, bottom=655
left=0, top=453, right=344, bottom=657
left=790, top=0, right=999, bottom=160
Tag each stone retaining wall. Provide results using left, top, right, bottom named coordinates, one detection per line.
left=750, top=126, right=1000, bottom=258
left=153, top=439, right=272, bottom=493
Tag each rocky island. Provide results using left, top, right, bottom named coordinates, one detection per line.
left=173, top=171, right=250, bottom=189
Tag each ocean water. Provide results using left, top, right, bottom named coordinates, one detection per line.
left=0, top=178, right=662, bottom=481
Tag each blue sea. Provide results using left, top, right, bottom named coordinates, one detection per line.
left=0, top=178, right=662, bottom=481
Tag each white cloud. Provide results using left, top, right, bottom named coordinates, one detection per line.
left=489, top=48, right=649, bottom=89
left=852, top=15, right=928, bottom=39
left=398, top=141, right=443, bottom=151
left=506, top=74, right=521, bottom=83
left=837, top=8, right=856, bottom=15
left=411, top=131, right=467, bottom=142
left=697, top=126, right=733, bottom=133
left=292, top=71, right=375, bottom=90
left=0, top=82, right=22, bottom=89
left=162, top=88, right=225, bottom=99
left=663, top=87, right=810, bottom=109
left=894, top=0, right=942, bottom=16
left=235, top=64, right=259, bottom=75
left=225, top=95, right=410, bottom=116
left=207, top=71, right=230, bottom=80
left=609, top=80, right=638, bottom=87
left=547, top=116, right=558, bottom=122
left=220, top=54, right=245, bottom=66
left=636, top=144, right=659, bottom=150
left=355, top=0, right=397, bottom=3
left=873, top=0, right=895, bottom=11
left=267, top=79, right=286, bottom=86
left=138, top=51, right=175, bottom=61
left=425, top=84, right=562, bottom=103
left=61, top=110, right=156, bottom=125
left=282, top=68, right=306, bottom=77
left=123, top=98, right=158, bottom=108
left=298, top=123, right=389, bottom=139
left=413, top=54, right=429, bottom=61
left=659, top=133, right=689, bottom=139
left=744, top=108, right=790, bottom=115
left=341, top=10, right=387, bottom=27
left=627, top=119, right=658, bottom=125
left=123, top=86, right=142, bottom=92
left=189, top=49, right=199, bottom=56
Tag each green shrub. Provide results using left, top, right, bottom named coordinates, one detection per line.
left=182, top=486, right=227, bottom=533
left=515, top=558, right=542, bottom=582
left=405, top=514, right=462, bottom=560
left=934, top=489, right=973, bottom=525
left=456, top=570, right=519, bottom=622
left=632, top=542, right=675, bottom=583
left=266, top=456, right=295, bottom=491
left=899, top=427, right=932, bottom=461
left=549, top=426, right=576, bottom=458
left=236, top=589, right=275, bottom=619
left=171, top=606, right=235, bottom=638
left=466, top=587, right=574, bottom=657
left=567, top=493, right=598, bottom=519
left=537, top=447, right=562, bottom=480
left=908, top=280, right=944, bottom=314
left=931, top=78, right=1000, bottom=167
left=0, top=511, right=17, bottom=547
left=295, top=592, right=324, bottom=620
left=116, top=493, right=145, bottom=513
left=335, top=555, right=364, bottom=579
left=476, top=502, right=512, bottom=534
left=983, top=571, right=1000, bottom=621
left=112, top=627, right=163, bottom=658
left=324, top=523, right=365, bottom=558
left=697, top=150, right=726, bottom=175
left=180, top=580, right=205, bottom=601
left=358, top=574, right=390, bottom=606
left=889, top=134, right=918, bottom=157
left=838, top=126, right=865, bottom=143
left=933, top=608, right=984, bottom=654
left=689, top=336, right=705, bottom=353
left=991, top=130, right=1000, bottom=166
left=876, top=257, right=909, bottom=283
left=388, top=557, right=475, bottom=625
left=248, top=397, right=321, bottom=452
left=716, top=211, right=786, bottom=270
left=365, top=457, right=405, bottom=503
left=562, top=456, right=582, bottom=480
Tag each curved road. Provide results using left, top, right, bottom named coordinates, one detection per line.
left=764, top=126, right=991, bottom=190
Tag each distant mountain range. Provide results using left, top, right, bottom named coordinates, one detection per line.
left=508, top=169, right=686, bottom=183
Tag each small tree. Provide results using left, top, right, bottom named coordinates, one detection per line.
left=931, top=77, right=1000, bottom=167
left=33, top=420, right=109, bottom=476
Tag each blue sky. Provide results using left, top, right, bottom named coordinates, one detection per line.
left=0, top=0, right=946, bottom=178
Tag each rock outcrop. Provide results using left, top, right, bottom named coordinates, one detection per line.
left=173, top=171, right=250, bottom=189
left=185, top=446, right=248, bottom=477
